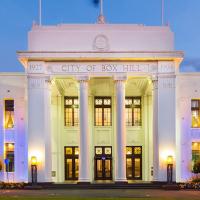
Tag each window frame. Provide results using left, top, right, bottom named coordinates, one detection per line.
left=5, top=143, right=15, bottom=172
left=125, top=96, right=142, bottom=126
left=94, top=96, right=112, bottom=126
left=4, top=99, right=14, bottom=129
left=191, top=99, right=200, bottom=128
left=64, top=96, right=79, bottom=127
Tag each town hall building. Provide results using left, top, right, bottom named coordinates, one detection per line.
left=0, top=21, right=200, bottom=184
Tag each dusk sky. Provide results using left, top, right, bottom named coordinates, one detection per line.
left=0, top=0, right=200, bottom=72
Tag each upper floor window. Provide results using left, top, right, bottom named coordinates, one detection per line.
left=4, top=100, right=14, bottom=129
left=64, top=97, right=79, bottom=126
left=125, top=97, right=141, bottom=126
left=95, top=97, right=112, bottom=126
left=5, top=143, right=15, bottom=172
left=191, top=99, right=200, bottom=128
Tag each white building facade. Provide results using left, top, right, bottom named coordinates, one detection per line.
left=0, top=23, right=200, bottom=184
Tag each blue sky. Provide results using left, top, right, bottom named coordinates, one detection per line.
left=0, top=0, right=200, bottom=72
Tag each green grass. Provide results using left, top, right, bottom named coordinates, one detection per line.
left=0, top=198, right=199, bottom=200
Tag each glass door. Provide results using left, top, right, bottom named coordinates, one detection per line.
left=126, top=146, right=142, bottom=180
left=94, top=146, right=112, bottom=180
left=64, top=147, right=79, bottom=180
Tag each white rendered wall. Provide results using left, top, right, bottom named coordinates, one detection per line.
left=0, top=74, right=27, bottom=182
left=157, top=62, right=176, bottom=182
left=28, top=24, right=174, bottom=52
left=176, top=73, right=200, bottom=182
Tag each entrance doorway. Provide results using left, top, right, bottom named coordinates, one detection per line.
left=94, top=146, right=112, bottom=180
left=126, top=146, right=142, bottom=180
left=64, top=146, right=79, bottom=180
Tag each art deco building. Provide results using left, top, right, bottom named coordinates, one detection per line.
left=0, top=22, right=199, bottom=184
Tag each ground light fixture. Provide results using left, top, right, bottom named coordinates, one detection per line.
left=31, top=156, right=37, bottom=185
left=166, top=155, right=173, bottom=184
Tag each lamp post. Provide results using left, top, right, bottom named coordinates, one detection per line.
left=166, top=155, right=173, bottom=184
left=31, top=156, right=37, bottom=185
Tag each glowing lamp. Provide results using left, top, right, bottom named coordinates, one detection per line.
left=167, top=155, right=173, bottom=165
left=31, top=156, right=37, bottom=166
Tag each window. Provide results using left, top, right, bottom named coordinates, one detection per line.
left=126, top=146, right=142, bottom=180
left=4, top=100, right=14, bottom=129
left=94, top=146, right=112, bottom=180
left=125, top=97, right=141, bottom=126
left=191, top=99, right=200, bottom=128
left=192, top=142, right=200, bottom=170
left=64, top=97, right=79, bottom=126
left=64, top=146, right=79, bottom=180
left=5, top=143, right=15, bottom=172
left=94, top=97, right=112, bottom=126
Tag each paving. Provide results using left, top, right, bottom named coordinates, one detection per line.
left=0, top=189, right=199, bottom=199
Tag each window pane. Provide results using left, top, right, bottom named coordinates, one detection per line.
left=126, top=108, right=132, bottom=126
left=105, top=147, right=112, bottom=155
left=134, top=147, right=142, bottom=155
left=125, top=99, right=132, bottom=106
left=134, top=158, right=141, bottom=178
left=104, top=99, right=111, bottom=105
left=74, top=99, right=79, bottom=105
left=74, top=108, right=79, bottom=126
left=126, top=147, right=132, bottom=155
left=192, top=142, right=200, bottom=167
left=192, top=110, right=200, bottom=128
left=105, top=159, right=111, bottom=178
left=134, top=99, right=141, bottom=105
left=66, top=159, right=73, bottom=178
left=66, top=99, right=73, bottom=105
left=97, top=159, right=103, bottom=178
left=75, top=158, right=79, bottom=178
left=95, top=108, right=103, bottom=126
left=126, top=158, right=132, bottom=178
left=95, top=99, right=103, bottom=105
left=104, top=108, right=111, bottom=126
left=66, top=147, right=73, bottom=155
left=65, top=108, right=73, bottom=126
left=134, top=108, right=141, bottom=126
left=96, top=147, right=103, bottom=155
left=75, top=148, right=79, bottom=155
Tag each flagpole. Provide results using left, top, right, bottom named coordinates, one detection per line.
left=39, top=0, right=42, bottom=26
left=100, top=0, right=103, bottom=16
left=162, top=0, right=164, bottom=26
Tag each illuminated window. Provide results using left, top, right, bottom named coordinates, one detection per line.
left=4, top=100, right=14, bottom=129
left=192, top=142, right=200, bottom=171
left=5, top=143, right=15, bottom=172
left=191, top=100, right=200, bottom=128
left=95, top=97, right=112, bottom=126
left=64, top=97, right=79, bottom=126
left=64, top=146, right=79, bottom=180
left=125, top=97, right=141, bottom=126
left=126, top=146, right=142, bottom=180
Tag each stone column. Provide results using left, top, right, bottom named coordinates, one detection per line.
left=152, top=76, right=159, bottom=181
left=77, top=76, right=90, bottom=183
left=27, top=76, right=52, bottom=183
left=114, top=76, right=127, bottom=183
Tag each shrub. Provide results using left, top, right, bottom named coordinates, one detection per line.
left=193, top=162, right=200, bottom=174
